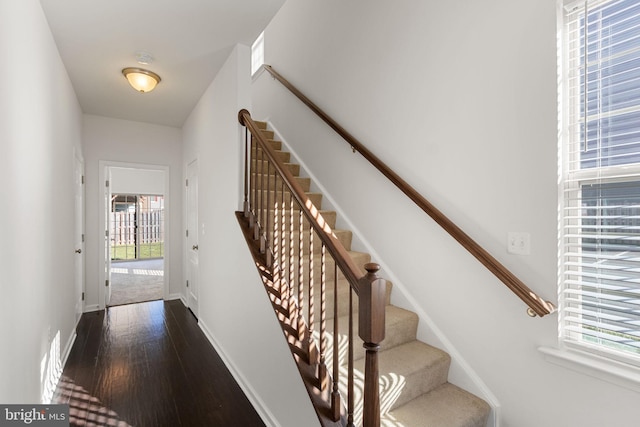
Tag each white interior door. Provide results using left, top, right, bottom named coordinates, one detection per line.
left=186, top=160, right=199, bottom=318
left=105, top=167, right=112, bottom=306
left=74, top=154, right=85, bottom=322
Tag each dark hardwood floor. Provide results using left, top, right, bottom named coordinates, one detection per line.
left=53, top=300, right=266, bottom=427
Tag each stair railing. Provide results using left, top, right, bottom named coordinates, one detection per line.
left=238, top=109, right=387, bottom=427
left=260, top=64, right=555, bottom=318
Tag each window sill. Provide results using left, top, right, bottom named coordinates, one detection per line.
left=251, top=65, right=266, bottom=82
left=539, top=346, right=640, bottom=393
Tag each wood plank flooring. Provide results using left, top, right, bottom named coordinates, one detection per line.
left=53, top=300, right=266, bottom=427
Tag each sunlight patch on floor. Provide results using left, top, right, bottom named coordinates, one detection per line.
left=111, top=267, right=163, bottom=276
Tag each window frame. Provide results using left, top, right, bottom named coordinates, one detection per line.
left=251, top=31, right=265, bottom=77
left=558, top=0, right=640, bottom=370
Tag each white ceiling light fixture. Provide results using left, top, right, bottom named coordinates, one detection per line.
left=122, top=67, right=161, bottom=93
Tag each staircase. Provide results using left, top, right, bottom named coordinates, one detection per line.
left=246, top=120, right=491, bottom=427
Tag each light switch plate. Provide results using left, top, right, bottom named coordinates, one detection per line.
left=508, top=232, right=530, bottom=255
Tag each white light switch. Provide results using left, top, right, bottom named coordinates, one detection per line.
left=508, top=232, right=530, bottom=255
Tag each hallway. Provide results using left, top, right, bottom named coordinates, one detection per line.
left=53, top=300, right=266, bottom=427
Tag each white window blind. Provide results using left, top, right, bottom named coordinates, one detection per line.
left=561, top=0, right=640, bottom=364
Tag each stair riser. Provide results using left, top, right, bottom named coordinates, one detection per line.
left=250, top=189, right=323, bottom=209
left=266, top=229, right=352, bottom=254
left=319, top=306, right=416, bottom=365
left=283, top=277, right=391, bottom=326
left=252, top=147, right=290, bottom=163
left=250, top=209, right=338, bottom=232
left=358, top=347, right=451, bottom=412
left=276, top=251, right=370, bottom=285
left=251, top=174, right=311, bottom=192
left=290, top=281, right=353, bottom=327
left=257, top=129, right=275, bottom=139
left=254, top=121, right=268, bottom=129
left=250, top=138, right=282, bottom=150
left=251, top=160, right=300, bottom=176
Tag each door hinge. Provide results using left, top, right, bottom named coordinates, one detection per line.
left=105, top=279, right=109, bottom=287
left=186, top=178, right=189, bottom=186
left=105, top=230, right=109, bottom=237
left=82, top=234, right=85, bottom=243
left=186, top=280, right=189, bottom=288
left=186, top=229, right=189, bottom=238
left=105, top=180, right=109, bottom=187
left=82, top=292, right=85, bottom=301
left=81, top=175, right=85, bottom=184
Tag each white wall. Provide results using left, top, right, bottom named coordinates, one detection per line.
left=182, top=44, right=316, bottom=427
left=0, top=0, right=83, bottom=403
left=252, top=0, right=640, bottom=426
left=83, top=115, right=183, bottom=307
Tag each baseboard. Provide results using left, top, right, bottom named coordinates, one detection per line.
left=197, top=319, right=280, bottom=427
left=61, top=330, right=77, bottom=371
left=48, top=320, right=79, bottom=404
left=166, top=293, right=184, bottom=302
left=83, top=304, right=100, bottom=313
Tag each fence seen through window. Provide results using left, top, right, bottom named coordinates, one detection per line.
left=110, top=194, right=164, bottom=260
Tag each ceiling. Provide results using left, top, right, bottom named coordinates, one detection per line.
left=39, top=0, right=285, bottom=128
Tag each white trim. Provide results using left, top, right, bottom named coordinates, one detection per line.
left=73, top=147, right=86, bottom=318
left=83, top=304, right=100, bottom=313
left=251, top=31, right=265, bottom=77
left=252, top=65, right=266, bottom=83
left=49, top=320, right=79, bottom=404
left=558, top=0, right=640, bottom=369
left=98, top=161, right=171, bottom=310
left=60, top=330, right=77, bottom=373
left=539, top=345, right=640, bottom=393
left=167, top=292, right=184, bottom=302
left=265, top=120, right=501, bottom=427
left=184, top=157, right=200, bottom=318
left=197, top=318, right=281, bottom=427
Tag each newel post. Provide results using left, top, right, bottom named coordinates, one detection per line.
left=238, top=109, right=250, bottom=218
left=358, top=263, right=386, bottom=427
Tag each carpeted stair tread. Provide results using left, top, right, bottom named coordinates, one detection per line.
left=252, top=173, right=311, bottom=191
left=388, top=383, right=490, bottom=427
left=264, top=209, right=337, bottom=229
left=355, top=340, right=451, bottom=411
left=251, top=189, right=323, bottom=208
left=267, top=228, right=352, bottom=253
left=251, top=160, right=300, bottom=176
left=320, top=304, right=415, bottom=364
left=259, top=129, right=275, bottom=139
left=253, top=146, right=291, bottom=163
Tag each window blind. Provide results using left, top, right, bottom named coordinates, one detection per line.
left=562, top=0, right=640, bottom=363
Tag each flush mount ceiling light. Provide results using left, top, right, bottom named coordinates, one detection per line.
left=122, top=67, right=161, bottom=93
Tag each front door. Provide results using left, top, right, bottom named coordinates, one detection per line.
left=186, top=160, right=199, bottom=318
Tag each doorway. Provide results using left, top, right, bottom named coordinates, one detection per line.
left=109, top=193, right=165, bottom=306
left=100, top=163, right=169, bottom=309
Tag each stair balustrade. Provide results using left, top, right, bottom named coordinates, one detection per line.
left=258, top=64, right=555, bottom=318
left=238, top=109, right=386, bottom=427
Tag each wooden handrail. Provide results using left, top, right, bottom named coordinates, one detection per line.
left=261, top=64, right=555, bottom=317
